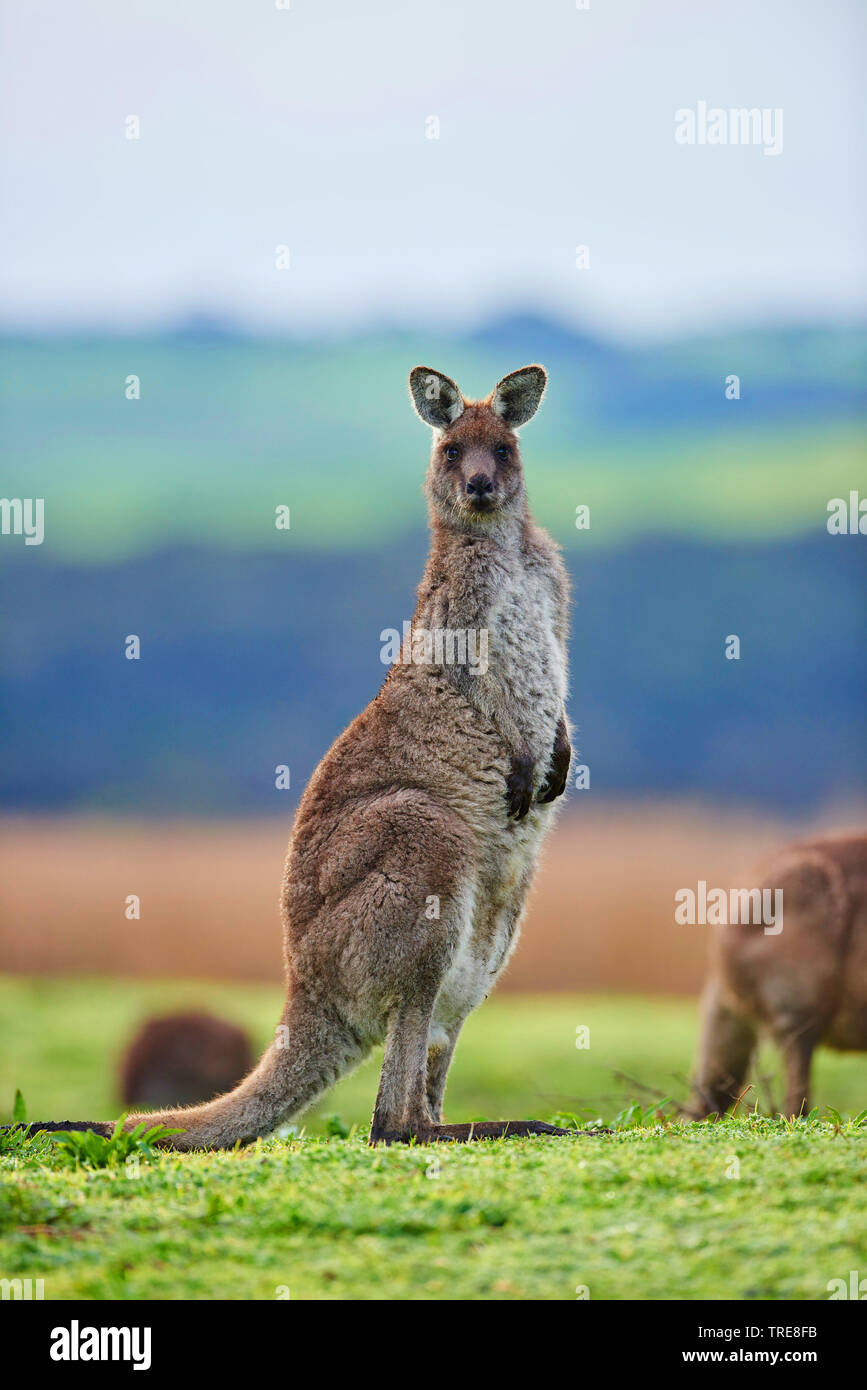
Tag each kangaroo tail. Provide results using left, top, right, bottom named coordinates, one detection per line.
left=11, top=989, right=366, bottom=1152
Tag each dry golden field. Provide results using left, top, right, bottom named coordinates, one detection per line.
left=2, top=802, right=862, bottom=993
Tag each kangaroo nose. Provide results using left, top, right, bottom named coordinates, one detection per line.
left=466, top=474, right=494, bottom=496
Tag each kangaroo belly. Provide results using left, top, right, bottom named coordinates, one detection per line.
left=434, top=811, right=550, bottom=1026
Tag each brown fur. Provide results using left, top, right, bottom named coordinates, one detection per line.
left=689, top=833, right=867, bottom=1117
left=119, top=1012, right=253, bottom=1108
left=17, top=363, right=570, bottom=1150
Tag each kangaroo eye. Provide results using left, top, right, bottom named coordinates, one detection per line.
left=444, top=445, right=460, bottom=462
left=494, top=444, right=510, bottom=460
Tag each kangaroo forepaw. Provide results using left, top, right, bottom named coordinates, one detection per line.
left=506, top=754, right=534, bottom=820
left=537, top=766, right=568, bottom=803
left=537, top=733, right=571, bottom=804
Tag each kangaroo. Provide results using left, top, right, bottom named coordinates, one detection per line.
left=19, top=365, right=573, bottom=1149
left=119, top=1012, right=253, bottom=1109
left=689, top=833, right=867, bottom=1119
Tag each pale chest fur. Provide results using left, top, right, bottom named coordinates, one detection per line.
left=429, top=541, right=569, bottom=1028
left=419, top=532, right=568, bottom=774
left=484, top=551, right=567, bottom=767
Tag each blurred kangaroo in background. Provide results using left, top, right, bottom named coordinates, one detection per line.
left=690, top=833, right=867, bottom=1119
left=27, top=365, right=572, bottom=1149
left=120, top=1011, right=253, bottom=1109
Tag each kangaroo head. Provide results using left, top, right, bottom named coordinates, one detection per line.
left=409, top=365, right=547, bottom=529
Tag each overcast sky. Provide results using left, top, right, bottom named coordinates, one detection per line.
left=1, top=0, right=863, bottom=340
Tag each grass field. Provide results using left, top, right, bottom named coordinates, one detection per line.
left=1, top=978, right=866, bottom=1300
left=3, top=1116, right=866, bottom=1301
left=3, top=976, right=867, bottom=1127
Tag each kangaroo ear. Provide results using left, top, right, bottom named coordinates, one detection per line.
left=490, top=365, right=547, bottom=427
left=409, top=366, right=465, bottom=429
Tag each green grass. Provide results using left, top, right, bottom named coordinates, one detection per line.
left=2, top=976, right=866, bottom=1129
left=2, top=1117, right=865, bottom=1301
left=1, top=978, right=865, bottom=1300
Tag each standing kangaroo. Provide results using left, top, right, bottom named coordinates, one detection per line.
left=23, top=365, right=572, bottom=1148
left=689, top=833, right=867, bottom=1119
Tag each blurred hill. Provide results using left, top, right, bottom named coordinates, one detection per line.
left=1, top=315, right=864, bottom=815
left=1, top=315, right=865, bottom=559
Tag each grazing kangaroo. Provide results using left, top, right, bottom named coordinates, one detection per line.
left=119, top=1012, right=253, bottom=1109
left=21, top=365, right=573, bottom=1149
left=690, top=833, right=867, bottom=1119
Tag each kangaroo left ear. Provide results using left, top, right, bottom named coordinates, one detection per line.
left=490, top=365, right=547, bottom=427
left=409, top=366, right=465, bottom=429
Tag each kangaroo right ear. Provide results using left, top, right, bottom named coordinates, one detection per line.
left=409, top=366, right=465, bottom=429
left=490, top=365, right=547, bottom=427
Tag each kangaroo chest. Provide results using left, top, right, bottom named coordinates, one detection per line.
left=485, top=556, right=566, bottom=756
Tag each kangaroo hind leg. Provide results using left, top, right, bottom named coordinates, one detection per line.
left=368, top=884, right=471, bottom=1145
left=125, top=985, right=366, bottom=1150
left=425, top=1021, right=463, bottom=1124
